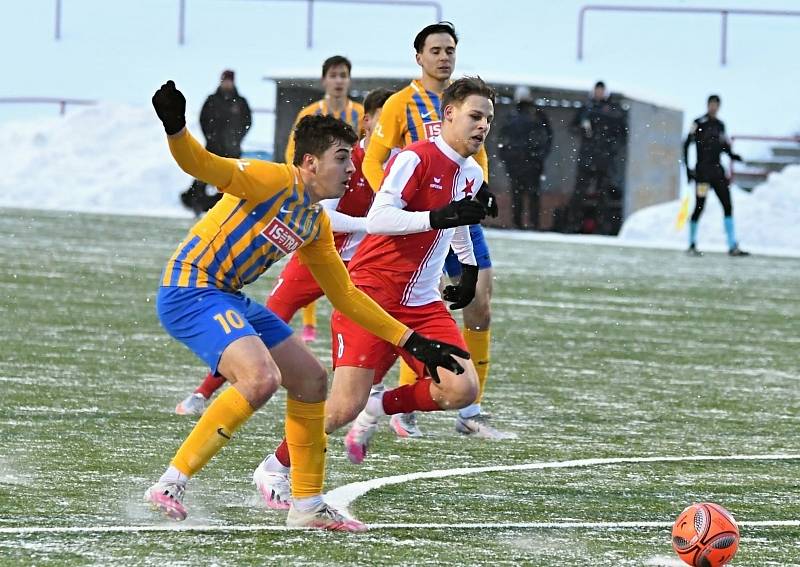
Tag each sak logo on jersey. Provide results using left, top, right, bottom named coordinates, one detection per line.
left=262, top=218, right=303, bottom=254
left=424, top=120, right=442, bottom=138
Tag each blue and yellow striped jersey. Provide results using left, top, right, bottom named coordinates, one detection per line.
left=363, top=80, right=489, bottom=189
left=162, top=130, right=335, bottom=293
left=159, top=128, right=410, bottom=346
left=284, top=98, right=365, bottom=163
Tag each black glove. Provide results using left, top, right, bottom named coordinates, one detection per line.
left=152, top=80, right=186, bottom=135
left=442, top=264, right=479, bottom=310
left=730, top=153, right=743, bottom=162
left=686, top=168, right=696, bottom=183
left=474, top=182, right=498, bottom=217
left=403, top=332, right=470, bottom=383
left=429, top=197, right=487, bottom=229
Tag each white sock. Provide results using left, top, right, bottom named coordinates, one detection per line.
left=293, top=495, right=324, bottom=512
left=459, top=403, right=481, bottom=419
left=262, top=453, right=290, bottom=474
left=159, top=465, right=189, bottom=486
left=363, top=391, right=386, bottom=419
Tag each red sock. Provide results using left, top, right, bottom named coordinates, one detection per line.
left=275, top=438, right=291, bottom=467
left=194, top=372, right=226, bottom=400
left=382, top=378, right=441, bottom=414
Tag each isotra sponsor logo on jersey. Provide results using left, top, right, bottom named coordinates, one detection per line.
left=424, top=121, right=442, bottom=138
left=262, top=218, right=303, bottom=254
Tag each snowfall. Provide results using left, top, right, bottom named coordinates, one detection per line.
left=0, top=0, right=798, bottom=257
left=0, top=102, right=797, bottom=258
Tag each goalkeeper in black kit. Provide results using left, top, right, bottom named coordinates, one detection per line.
left=683, top=94, right=748, bottom=256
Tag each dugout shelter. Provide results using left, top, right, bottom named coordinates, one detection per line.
left=265, top=71, right=682, bottom=233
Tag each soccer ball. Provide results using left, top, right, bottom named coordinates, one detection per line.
left=672, top=502, right=739, bottom=567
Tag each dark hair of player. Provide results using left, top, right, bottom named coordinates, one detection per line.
left=440, top=76, right=496, bottom=112
left=595, top=80, right=606, bottom=89
left=413, top=21, right=458, bottom=53
left=292, top=115, right=358, bottom=166
left=322, top=55, right=352, bottom=78
left=363, top=88, right=395, bottom=116
left=708, top=94, right=721, bottom=104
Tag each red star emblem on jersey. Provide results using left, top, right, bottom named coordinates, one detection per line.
left=463, top=178, right=475, bottom=196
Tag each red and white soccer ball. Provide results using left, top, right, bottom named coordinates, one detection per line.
left=672, top=502, right=739, bottom=567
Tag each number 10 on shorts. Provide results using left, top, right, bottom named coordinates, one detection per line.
left=213, top=310, right=245, bottom=334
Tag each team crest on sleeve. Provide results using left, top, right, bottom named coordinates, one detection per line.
left=262, top=218, right=303, bottom=254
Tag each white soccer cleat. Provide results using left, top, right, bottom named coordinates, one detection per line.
left=175, top=392, right=208, bottom=416
left=286, top=501, right=367, bottom=532
left=253, top=465, right=292, bottom=510
left=455, top=413, right=517, bottom=440
left=389, top=412, right=424, bottom=438
left=144, top=481, right=187, bottom=521
left=344, top=414, right=379, bottom=464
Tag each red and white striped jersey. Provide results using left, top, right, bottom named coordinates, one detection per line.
left=319, top=140, right=375, bottom=261
left=348, top=136, right=481, bottom=307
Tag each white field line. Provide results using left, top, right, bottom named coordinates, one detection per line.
left=326, top=453, right=800, bottom=512
left=1, top=520, right=799, bottom=536
left=2, top=453, right=799, bottom=536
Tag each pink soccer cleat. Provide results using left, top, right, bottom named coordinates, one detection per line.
left=286, top=501, right=367, bottom=532
left=144, top=481, right=187, bottom=521
left=301, top=324, right=317, bottom=343
left=344, top=416, right=378, bottom=465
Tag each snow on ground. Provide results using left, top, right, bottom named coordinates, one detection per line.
left=619, top=166, right=800, bottom=257
left=0, top=102, right=797, bottom=257
left=0, top=103, right=194, bottom=218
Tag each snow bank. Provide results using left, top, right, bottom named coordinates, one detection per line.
left=620, top=166, right=800, bottom=257
left=0, top=103, right=193, bottom=218
left=0, top=103, right=797, bottom=258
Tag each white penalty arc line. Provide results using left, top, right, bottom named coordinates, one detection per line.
left=2, top=453, right=799, bottom=536
left=325, top=452, right=800, bottom=512
left=2, top=520, right=800, bottom=536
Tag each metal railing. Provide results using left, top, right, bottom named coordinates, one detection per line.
left=0, top=97, right=97, bottom=115
left=578, top=5, right=800, bottom=65
left=53, top=0, right=442, bottom=47
left=730, top=135, right=800, bottom=180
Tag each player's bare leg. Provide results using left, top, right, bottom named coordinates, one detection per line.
left=253, top=336, right=366, bottom=530
left=146, top=335, right=280, bottom=521
left=346, top=358, right=478, bottom=463
left=323, top=367, right=381, bottom=463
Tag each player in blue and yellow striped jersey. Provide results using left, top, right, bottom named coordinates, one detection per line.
left=361, top=22, right=512, bottom=441
left=284, top=55, right=365, bottom=343
left=284, top=55, right=364, bottom=165
left=144, top=80, right=469, bottom=531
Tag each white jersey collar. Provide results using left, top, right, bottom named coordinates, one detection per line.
left=433, top=135, right=469, bottom=167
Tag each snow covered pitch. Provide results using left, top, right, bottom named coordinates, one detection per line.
left=0, top=209, right=798, bottom=565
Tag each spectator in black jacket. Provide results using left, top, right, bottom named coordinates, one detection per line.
left=498, top=87, right=553, bottom=229
left=180, top=69, right=252, bottom=215
left=566, top=81, right=627, bottom=234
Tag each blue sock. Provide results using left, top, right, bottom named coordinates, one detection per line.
left=689, top=221, right=698, bottom=247
left=723, top=216, right=736, bottom=250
